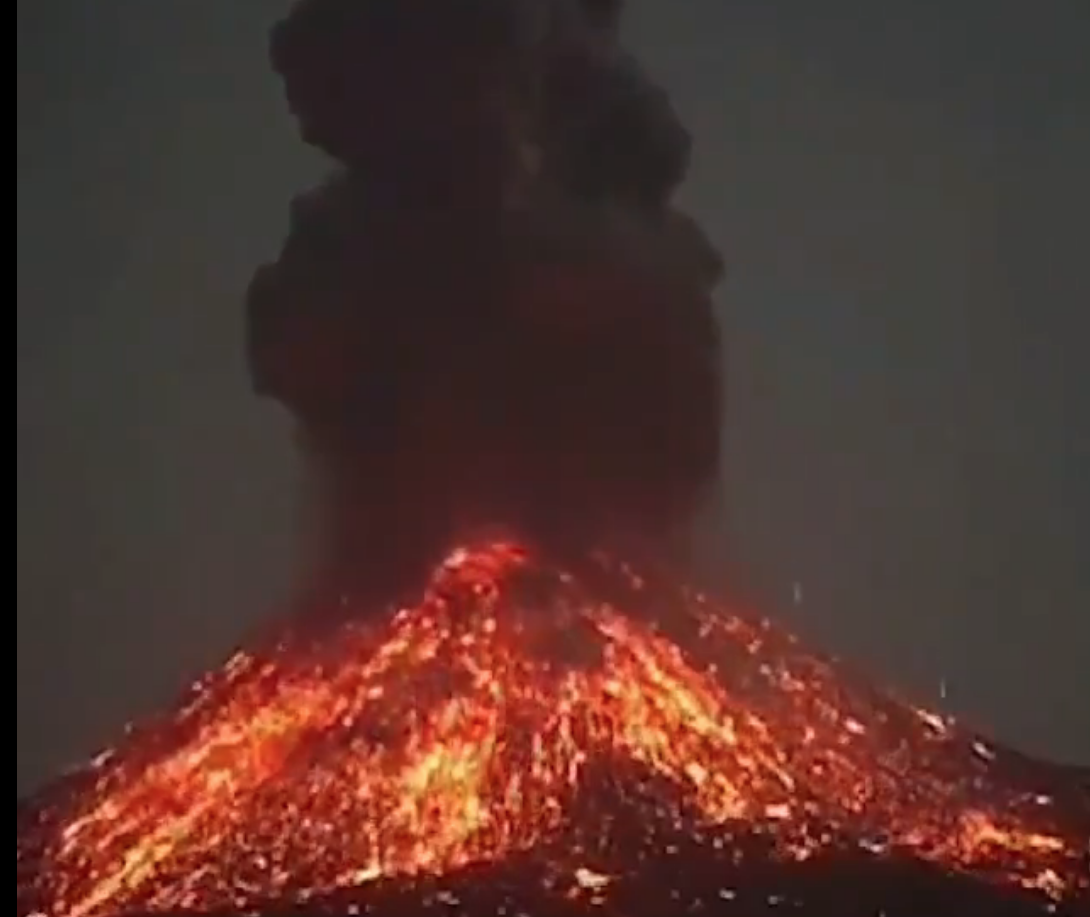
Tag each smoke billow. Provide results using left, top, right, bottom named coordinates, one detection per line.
left=246, top=0, right=726, bottom=603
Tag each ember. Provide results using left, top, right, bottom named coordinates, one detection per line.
left=17, top=541, right=1089, bottom=917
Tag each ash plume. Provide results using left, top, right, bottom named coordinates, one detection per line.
left=245, top=0, right=726, bottom=602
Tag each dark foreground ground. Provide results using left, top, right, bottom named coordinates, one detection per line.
left=112, top=850, right=1085, bottom=917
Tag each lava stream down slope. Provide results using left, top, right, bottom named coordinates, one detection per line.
left=17, top=540, right=1089, bottom=917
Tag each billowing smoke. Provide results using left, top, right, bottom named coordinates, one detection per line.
left=246, top=0, right=726, bottom=605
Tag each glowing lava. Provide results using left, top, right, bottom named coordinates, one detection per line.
left=17, top=541, right=1089, bottom=917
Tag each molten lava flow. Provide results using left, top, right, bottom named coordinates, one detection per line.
left=18, top=542, right=1088, bottom=917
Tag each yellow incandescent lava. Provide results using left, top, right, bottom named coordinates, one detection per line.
left=19, top=541, right=1088, bottom=916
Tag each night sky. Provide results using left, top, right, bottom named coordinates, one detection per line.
left=17, top=0, right=1089, bottom=794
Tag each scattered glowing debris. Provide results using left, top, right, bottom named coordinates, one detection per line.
left=16, top=542, right=1089, bottom=917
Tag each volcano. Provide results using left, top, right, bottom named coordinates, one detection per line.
left=20, top=4, right=1087, bottom=914
left=17, top=540, right=1089, bottom=917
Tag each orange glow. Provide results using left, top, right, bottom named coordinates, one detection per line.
left=18, top=541, right=1089, bottom=916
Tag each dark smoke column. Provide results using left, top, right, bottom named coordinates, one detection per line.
left=246, top=0, right=726, bottom=601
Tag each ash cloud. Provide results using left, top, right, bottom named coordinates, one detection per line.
left=246, top=0, right=726, bottom=601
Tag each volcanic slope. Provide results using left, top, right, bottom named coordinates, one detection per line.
left=17, top=541, right=1090, bottom=917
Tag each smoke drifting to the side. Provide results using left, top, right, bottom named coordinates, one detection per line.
left=246, top=0, right=726, bottom=605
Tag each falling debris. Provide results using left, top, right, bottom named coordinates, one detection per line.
left=16, top=542, right=1089, bottom=917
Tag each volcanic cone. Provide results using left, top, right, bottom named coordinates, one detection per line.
left=17, top=541, right=1089, bottom=917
